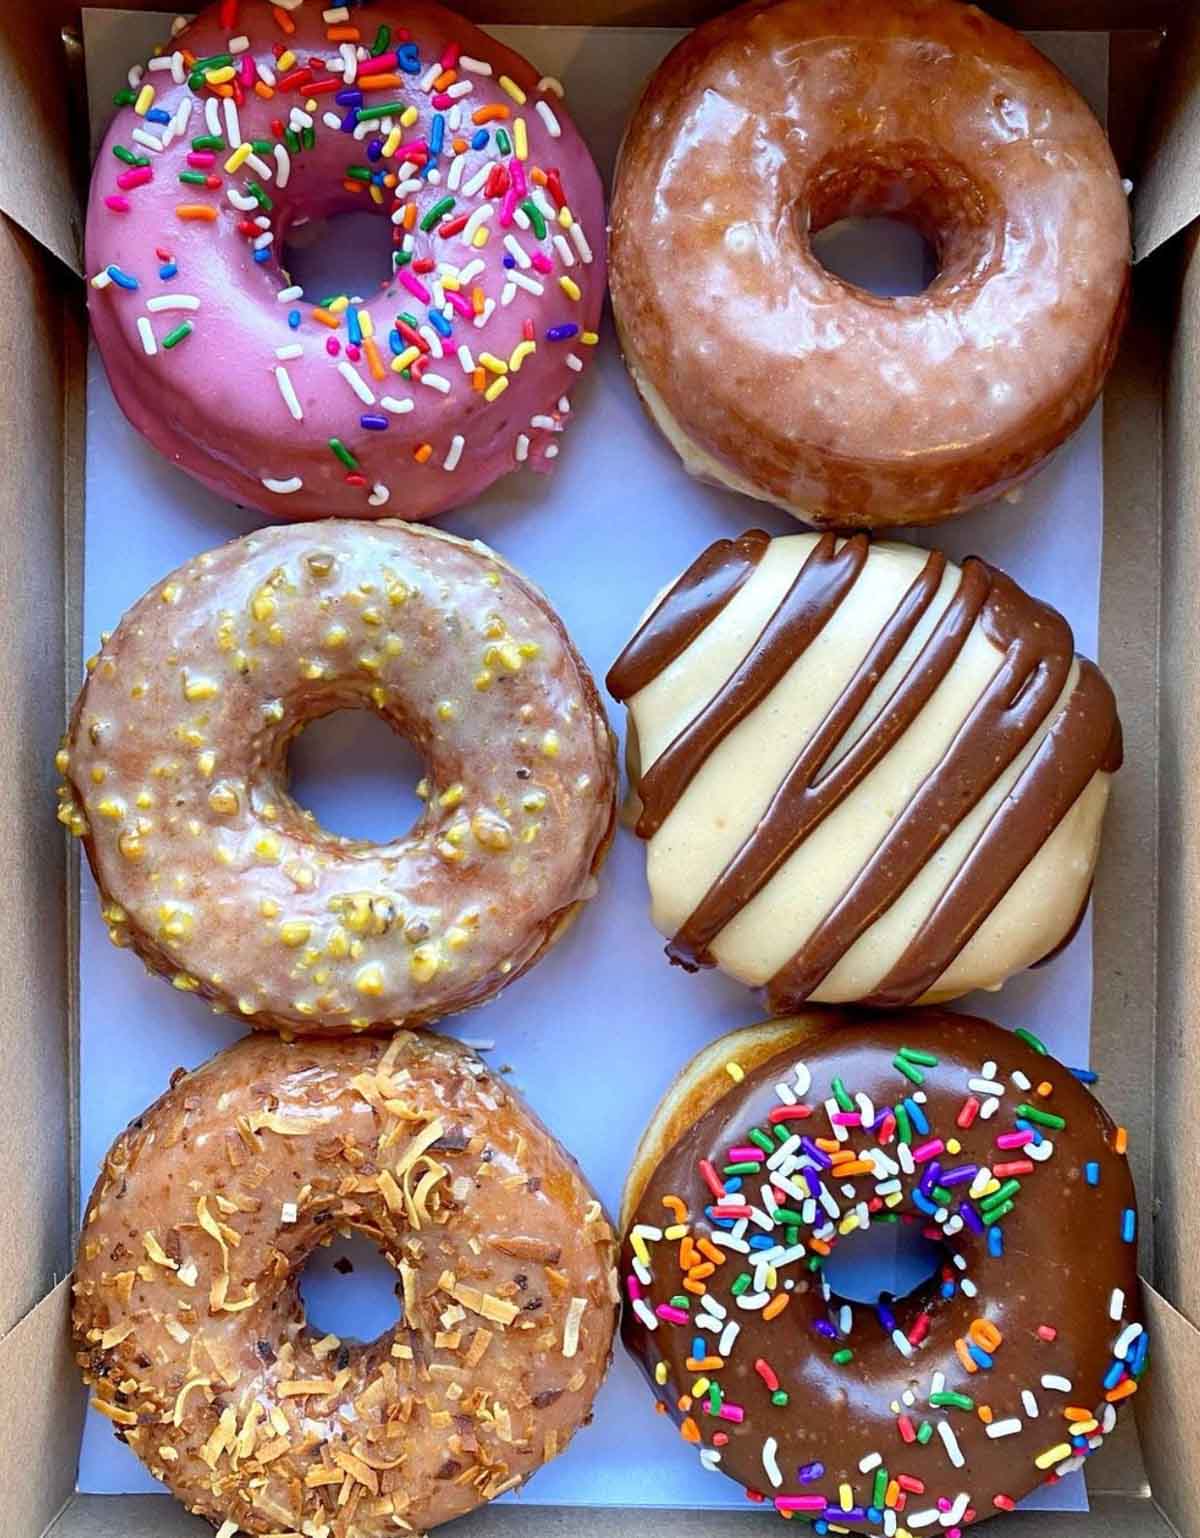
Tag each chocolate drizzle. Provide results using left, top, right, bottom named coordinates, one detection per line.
left=608, top=532, right=1122, bottom=1008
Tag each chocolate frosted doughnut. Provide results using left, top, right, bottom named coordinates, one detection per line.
left=609, top=0, right=1130, bottom=528
left=57, top=520, right=616, bottom=1033
left=75, top=1030, right=618, bottom=1535
left=608, top=532, right=1120, bottom=1009
left=621, top=1009, right=1144, bottom=1526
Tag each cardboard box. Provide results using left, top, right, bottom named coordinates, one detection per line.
left=1, top=0, right=1196, bottom=1533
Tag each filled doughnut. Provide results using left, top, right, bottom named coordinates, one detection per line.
left=88, top=0, right=603, bottom=523
left=57, top=519, right=616, bottom=1033
left=621, top=1009, right=1144, bottom=1527
left=609, top=0, right=1129, bottom=529
left=74, top=1030, right=618, bottom=1535
left=607, top=531, right=1120, bottom=1010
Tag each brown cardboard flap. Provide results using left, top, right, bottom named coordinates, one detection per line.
left=1138, top=1284, right=1200, bottom=1538
left=1135, top=7, right=1200, bottom=258
left=1, top=1280, right=83, bottom=1538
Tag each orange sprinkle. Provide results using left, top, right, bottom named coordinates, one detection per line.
left=342, top=179, right=365, bottom=195
left=808, top=1237, right=831, bottom=1257
left=884, top=1480, right=900, bottom=1509
left=968, top=1318, right=1002, bottom=1353
left=413, top=443, right=433, bottom=464
left=434, top=69, right=456, bottom=90
left=175, top=203, right=218, bottom=221
left=1036, top=1080, right=1053, bottom=1098
left=834, top=1160, right=874, bottom=1177
left=814, top=1137, right=841, bottom=1153
left=471, top=367, right=486, bottom=391
left=1064, top=1406, right=1095, bottom=1421
left=402, top=203, right=417, bottom=230
left=472, top=104, right=510, bottom=125
left=954, top=1337, right=978, bottom=1375
left=471, top=285, right=485, bottom=315
left=653, top=1400, right=667, bottom=1415
left=977, top=1405, right=994, bottom=1424
left=531, top=166, right=548, bottom=185
left=1106, top=1379, right=1137, bottom=1403
left=1115, top=1126, right=1128, bottom=1155
left=272, top=4, right=296, bottom=32
left=180, top=49, right=197, bottom=67
left=680, top=1416, right=701, bottom=1444
left=661, top=1194, right=688, bottom=1225
left=696, top=1237, right=724, bottom=1266
left=451, top=137, right=468, bottom=154
left=682, top=1278, right=707, bottom=1296
left=311, top=307, right=341, bottom=329
left=685, top=1356, right=723, bottom=1372
left=325, top=25, right=360, bottom=41
left=763, top=1293, right=789, bottom=1321
left=360, top=73, right=404, bottom=92
left=363, top=337, right=386, bottom=381
left=209, top=82, right=233, bottom=97
left=678, top=1237, right=698, bottom=1270
left=687, top=1262, right=716, bottom=1282
left=254, top=82, right=275, bottom=100
left=677, top=1395, right=692, bottom=1411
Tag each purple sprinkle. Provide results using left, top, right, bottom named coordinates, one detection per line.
left=335, top=88, right=364, bottom=108
left=960, top=1200, right=985, bottom=1235
left=502, top=254, right=517, bottom=268
left=813, top=1320, right=838, bottom=1340
left=803, top=1167, right=822, bottom=1197
left=940, top=1165, right=978, bottom=1187
left=919, top=1160, right=943, bottom=1196
left=366, top=136, right=384, bottom=162
left=800, top=1138, right=832, bottom=1169
left=340, top=109, right=359, bottom=134
left=876, top=1301, right=896, bottom=1331
left=360, top=414, right=388, bottom=430
left=798, top=1462, right=825, bottom=1484
left=545, top=322, right=579, bottom=342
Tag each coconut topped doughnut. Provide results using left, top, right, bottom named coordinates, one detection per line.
left=621, top=1009, right=1144, bottom=1529
left=87, top=0, right=604, bottom=522
left=57, top=520, right=616, bottom=1033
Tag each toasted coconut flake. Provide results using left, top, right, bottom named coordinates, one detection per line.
left=562, top=1296, right=587, bottom=1359
left=91, top=1397, right=138, bottom=1427
left=491, top=1235, right=563, bottom=1264
left=306, top=1465, right=347, bottom=1488
left=277, top=1378, right=340, bottom=1398
left=234, top=1400, right=263, bottom=1461
left=333, top=1445, right=381, bottom=1494
left=163, top=1318, right=191, bottom=1345
left=377, top=1169, right=405, bottom=1213
left=451, top=1283, right=519, bottom=1327
left=171, top=1375, right=212, bottom=1427
left=464, top=1328, right=494, bottom=1367
left=312, top=1333, right=341, bottom=1360
left=247, top=1109, right=335, bottom=1136
left=200, top=1405, right=238, bottom=1468
left=254, top=1434, right=291, bottom=1463
left=395, top=1117, right=446, bottom=1178
left=215, top=1522, right=240, bottom=1538
left=143, top=1232, right=177, bottom=1270
left=100, top=1322, right=135, bottom=1350
left=196, top=1196, right=229, bottom=1270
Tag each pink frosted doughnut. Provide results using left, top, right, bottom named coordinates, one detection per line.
left=87, top=0, right=604, bottom=521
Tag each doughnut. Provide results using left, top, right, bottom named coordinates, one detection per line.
left=87, top=0, right=604, bottom=522
left=607, top=531, right=1121, bottom=1010
left=620, top=1008, right=1144, bottom=1527
left=74, top=1029, right=618, bottom=1535
left=57, top=519, right=616, bottom=1033
left=609, top=0, right=1130, bottom=529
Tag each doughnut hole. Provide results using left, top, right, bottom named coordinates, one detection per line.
left=279, top=204, right=398, bottom=302
left=298, top=1230, right=403, bottom=1341
left=288, top=708, right=426, bottom=843
left=801, top=143, right=996, bottom=299
left=820, top=1214, right=944, bottom=1308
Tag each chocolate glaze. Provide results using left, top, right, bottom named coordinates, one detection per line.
left=620, top=1009, right=1143, bottom=1524
left=608, top=532, right=1121, bottom=1008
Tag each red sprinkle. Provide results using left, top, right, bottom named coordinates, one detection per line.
left=698, top=1159, right=725, bottom=1200
left=993, top=1495, right=1016, bottom=1512
left=522, top=318, right=535, bottom=341
left=1037, top=1324, right=1058, bottom=1342
left=345, top=473, right=367, bottom=486
left=993, top=1159, right=1035, bottom=1178
left=907, top=1312, right=931, bottom=1347
left=412, top=257, right=436, bottom=274
left=116, top=166, right=152, bottom=191
left=484, top=163, right=509, bottom=199
left=438, top=213, right=469, bottom=238
left=440, top=41, right=461, bottom=69
left=878, top=1112, right=897, bottom=1144
left=897, top=1475, right=925, bottom=1494
left=154, top=247, right=172, bottom=261
left=768, top=1104, right=813, bottom=1123
left=276, top=66, right=313, bottom=92
left=897, top=1416, right=916, bottom=1444
left=956, top=1096, right=981, bottom=1129
left=754, top=1359, right=780, bottom=1392
left=545, top=167, right=566, bottom=208
left=219, top=0, right=238, bottom=27
left=307, top=78, right=343, bottom=96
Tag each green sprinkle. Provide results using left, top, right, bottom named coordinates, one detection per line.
left=932, top=1185, right=953, bottom=1206
left=346, top=166, right=374, bottom=183
left=785, top=1225, right=801, bottom=1248
left=193, top=51, right=234, bottom=72
left=192, top=135, right=225, bottom=152
left=872, top=1468, right=888, bottom=1508
left=356, top=101, right=407, bottom=123
left=285, top=127, right=301, bottom=154
left=251, top=138, right=274, bottom=154
left=893, top=1055, right=924, bottom=1087
left=774, top=1124, right=793, bottom=1145
left=520, top=197, right=547, bottom=239
left=370, top=24, right=392, bottom=55
left=248, top=180, right=273, bottom=211
left=1017, top=1103, right=1065, bottom=1130
left=832, top=1348, right=853, bottom=1365
left=730, top=1273, right=752, bottom=1297
left=831, top=1076, right=854, bottom=1113
left=496, top=127, right=512, bottom=155
left=930, top=1391, right=974, bottom=1411
left=916, top=1420, right=934, bottom=1445
left=161, top=321, right=193, bottom=349
left=302, top=126, right=316, bottom=152
left=112, top=144, right=139, bottom=165
left=980, top=1178, right=1022, bottom=1211
left=722, top=1161, right=760, bottom=1176
left=328, top=437, right=359, bottom=471
left=895, top=1102, right=913, bottom=1146
left=1014, top=1027, right=1049, bottom=1055
left=748, top=1128, right=774, bottom=1154
left=113, top=88, right=136, bottom=107
left=983, top=1199, right=1014, bottom=1226
left=899, top=1047, right=939, bottom=1067
left=178, top=170, right=210, bottom=186
left=420, top=195, right=455, bottom=232
left=771, top=1208, right=805, bottom=1226
left=393, top=250, right=412, bottom=269
left=771, top=1390, right=790, bottom=1407
left=398, top=311, right=420, bottom=328
left=708, top=1380, right=721, bottom=1415
left=668, top=1294, right=690, bottom=1310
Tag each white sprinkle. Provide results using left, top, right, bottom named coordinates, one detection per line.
left=337, top=361, right=376, bottom=405
left=421, top=371, right=451, bottom=394
left=281, top=1201, right=298, bottom=1224
left=936, top=1420, right=964, bottom=1468
left=891, top=1329, right=914, bottom=1359
left=262, top=476, right=303, bottom=495
left=986, top=1417, right=1023, bottom=1438
left=274, top=144, right=291, bottom=189
left=131, top=128, right=163, bottom=153
left=968, top=1078, right=1005, bottom=1096
left=930, top=1372, right=946, bottom=1399
left=205, top=96, right=222, bottom=137
left=1027, top=1137, right=1055, bottom=1163
left=1109, top=1287, right=1125, bottom=1321
left=223, top=97, right=241, bottom=148
left=500, top=282, right=517, bottom=307
left=456, top=345, right=476, bottom=374
left=127, top=63, right=144, bottom=89
left=227, top=188, right=259, bottom=212
left=90, top=269, right=113, bottom=290
left=277, top=285, right=304, bottom=304
left=544, top=442, right=561, bottom=462
left=566, top=351, right=584, bottom=372
left=503, top=234, right=531, bottom=269
left=793, top=1061, right=812, bottom=1097
left=419, top=324, right=444, bottom=359
left=717, top=1320, right=740, bottom=1357
left=980, top=1096, right=1000, bottom=1120
left=418, top=61, right=441, bottom=91
left=253, top=231, right=274, bottom=250
left=474, top=298, right=496, bottom=327
left=446, top=79, right=473, bottom=99
left=960, top=1277, right=976, bottom=1297
left=136, top=317, right=157, bottom=356
left=462, top=166, right=494, bottom=200
left=323, top=112, right=343, bottom=132
left=699, top=1296, right=727, bottom=1321
left=146, top=294, right=199, bottom=313
left=968, top=1168, right=993, bottom=1200
left=1021, top=1389, right=1040, bottom=1418
left=535, top=99, right=562, bottom=137
left=323, top=4, right=350, bottom=20
left=858, top=1452, right=882, bottom=1474
left=289, top=108, right=314, bottom=130
left=443, top=434, right=465, bottom=472
left=367, top=483, right=390, bottom=508
left=274, top=366, right=303, bottom=421
left=537, top=74, right=565, bottom=96
left=943, top=1493, right=970, bottom=1526
left=148, top=55, right=174, bottom=71
left=569, top=220, right=594, bottom=262
left=632, top=1299, right=658, bottom=1332
left=1122, top=177, right=1134, bottom=195
left=1102, top=1404, right=1117, bottom=1432
left=515, top=433, right=530, bottom=462
left=699, top=1448, right=722, bottom=1472
left=229, top=33, right=250, bottom=53
left=340, top=42, right=357, bottom=86
left=1114, top=1321, right=1143, bottom=1359
left=171, top=98, right=191, bottom=137
left=447, top=153, right=467, bottom=192
left=883, top=1512, right=898, bottom=1538
left=632, top=1257, right=651, bottom=1286
left=463, top=204, right=494, bottom=243
left=258, top=63, right=276, bottom=88
left=380, top=395, right=414, bottom=415
left=761, top=1437, right=782, bottom=1489
left=898, top=1142, right=916, bottom=1176
left=1011, top=1070, right=1033, bottom=1091
left=1041, top=1374, right=1073, bottom=1393
left=838, top=1304, right=852, bottom=1336
left=460, top=55, right=493, bottom=75
left=513, top=206, right=531, bottom=232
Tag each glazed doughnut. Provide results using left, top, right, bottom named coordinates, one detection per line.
left=88, top=0, right=604, bottom=522
left=74, top=1030, right=618, bottom=1535
left=621, top=1009, right=1144, bottom=1526
left=609, top=0, right=1130, bottom=529
left=607, top=531, right=1121, bottom=1010
left=57, top=519, right=616, bottom=1033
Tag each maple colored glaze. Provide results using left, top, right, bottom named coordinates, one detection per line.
left=609, top=0, right=1130, bottom=528
left=87, top=0, right=604, bottom=523
left=74, top=1030, right=618, bottom=1535
left=620, top=1009, right=1144, bottom=1526
left=607, top=532, right=1120, bottom=1008
left=58, top=520, right=616, bottom=1034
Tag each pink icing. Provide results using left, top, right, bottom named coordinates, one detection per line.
left=86, top=0, right=606, bottom=523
